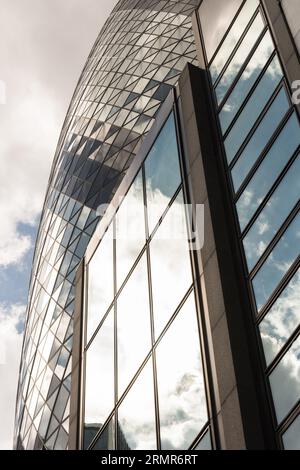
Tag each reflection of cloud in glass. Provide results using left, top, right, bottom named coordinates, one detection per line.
left=260, top=270, right=300, bottom=366
left=282, top=413, right=300, bottom=450
left=156, top=293, right=208, bottom=450
left=118, top=360, right=156, bottom=450
left=269, top=335, right=300, bottom=424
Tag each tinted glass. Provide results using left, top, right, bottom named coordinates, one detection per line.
left=216, top=13, right=265, bottom=107
left=117, top=361, right=156, bottom=450
left=219, top=31, right=274, bottom=130
left=210, top=0, right=260, bottom=82
left=150, top=191, right=192, bottom=338
left=116, top=171, right=145, bottom=288
left=260, top=269, right=300, bottom=366
left=252, top=212, right=300, bottom=310
left=237, top=113, right=300, bottom=231
left=84, top=311, right=114, bottom=449
left=195, top=430, right=212, bottom=450
left=243, top=155, right=300, bottom=271
left=224, top=55, right=283, bottom=163
left=117, top=254, right=151, bottom=397
left=282, top=413, right=300, bottom=450
left=156, top=293, right=208, bottom=450
left=145, top=113, right=181, bottom=235
left=87, top=224, right=114, bottom=342
left=231, top=87, right=289, bottom=192
left=199, top=0, right=243, bottom=61
left=269, top=335, right=300, bottom=423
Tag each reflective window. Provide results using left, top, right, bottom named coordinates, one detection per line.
left=237, top=113, right=300, bottom=231
left=117, top=360, right=156, bottom=450
left=84, top=311, right=114, bottom=449
left=150, top=191, right=192, bottom=338
left=195, top=430, right=212, bottom=450
left=199, top=0, right=243, bottom=61
left=269, top=335, right=300, bottom=424
left=156, top=293, right=208, bottom=450
left=91, top=418, right=115, bottom=450
left=224, top=55, right=283, bottom=163
left=259, top=269, right=300, bottom=366
left=117, top=254, right=151, bottom=397
left=282, top=413, right=300, bottom=450
left=219, top=31, right=274, bottom=129
left=210, top=0, right=260, bottom=82
left=231, top=87, right=290, bottom=192
left=145, top=113, right=181, bottom=235
left=243, top=155, right=300, bottom=271
left=252, top=212, right=300, bottom=310
left=87, top=224, right=114, bottom=342
left=216, top=13, right=265, bottom=106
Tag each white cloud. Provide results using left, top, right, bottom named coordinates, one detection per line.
left=0, top=303, right=25, bottom=450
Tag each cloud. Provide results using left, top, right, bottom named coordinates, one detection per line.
left=0, top=303, right=25, bottom=449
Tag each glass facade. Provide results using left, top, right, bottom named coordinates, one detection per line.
left=83, top=113, right=209, bottom=450
left=198, top=0, right=300, bottom=449
left=14, top=0, right=202, bottom=450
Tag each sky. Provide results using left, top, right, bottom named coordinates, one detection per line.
left=0, top=0, right=118, bottom=450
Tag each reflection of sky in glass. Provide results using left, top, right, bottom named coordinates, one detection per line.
left=84, top=310, right=114, bottom=447
left=243, top=155, right=300, bottom=271
left=219, top=31, right=274, bottom=131
left=231, top=87, right=289, bottom=192
left=118, top=360, right=156, bottom=450
left=210, top=0, right=260, bottom=82
left=260, top=269, right=300, bottom=366
left=194, top=429, right=211, bottom=450
left=237, top=113, right=300, bottom=231
left=282, top=413, right=300, bottom=450
left=269, top=335, right=300, bottom=424
left=156, top=292, right=207, bottom=450
left=117, top=254, right=151, bottom=397
left=216, top=13, right=265, bottom=107
left=150, top=191, right=192, bottom=339
left=224, top=55, right=283, bottom=163
left=199, top=0, right=243, bottom=61
left=145, top=113, right=181, bottom=235
left=252, top=212, right=300, bottom=310
left=87, top=224, right=113, bottom=342
left=116, top=171, right=145, bottom=288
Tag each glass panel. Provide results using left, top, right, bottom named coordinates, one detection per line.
left=260, top=269, right=300, bottom=366
left=156, top=293, right=208, bottom=450
left=117, top=254, right=151, bottom=397
left=199, top=0, right=243, bottom=61
left=150, top=191, right=192, bottom=338
left=252, top=212, right=300, bottom=311
left=219, top=31, right=274, bottom=129
left=210, top=0, right=260, bottom=82
left=91, top=418, right=115, bottom=450
left=117, top=360, right=156, bottom=450
left=145, top=113, right=181, bottom=235
left=216, top=13, right=265, bottom=106
left=195, top=430, right=212, bottom=450
left=231, top=87, right=290, bottom=192
left=243, top=154, right=300, bottom=270
left=237, top=113, right=300, bottom=231
left=269, top=335, right=300, bottom=424
left=224, top=55, right=283, bottom=164
left=84, top=311, right=114, bottom=449
left=116, top=170, right=145, bottom=288
left=282, top=413, right=300, bottom=450
left=87, top=224, right=114, bottom=342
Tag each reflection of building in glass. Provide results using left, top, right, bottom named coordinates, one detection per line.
left=16, top=0, right=300, bottom=451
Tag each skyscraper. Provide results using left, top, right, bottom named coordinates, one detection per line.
left=15, top=0, right=300, bottom=451
left=14, top=0, right=202, bottom=450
